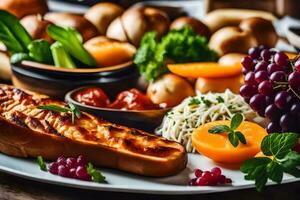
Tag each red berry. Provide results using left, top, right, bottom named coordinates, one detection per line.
left=69, top=168, right=77, bottom=178
left=194, top=169, right=203, bottom=178
left=218, top=175, right=226, bottom=184
left=211, top=167, right=222, bottom=176
left=57, top=156, right=66, bottom=165
left=208, top=173, right=219, bottom=186
left=66, top=158, right=77, bottom=168
left=226, top=178, right=232, bottom=184
left=48, top=162, right=58, bottom=175
left=76, top=166, right=91, bottom=181
left=196, top=177, right=209, bottom=186
left=77, top=155, right=87, bottom=167
left=202, top=171, right=212, bottom=179
left=58, top=165, right=69, bottom=177
left=188, top=178, right=197, bottom=186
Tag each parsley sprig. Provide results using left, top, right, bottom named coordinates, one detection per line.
left=241, top=133, right=300, bottom=192
left=37, top=156, right=47, bottom=171
left=87, top=163, right=106, bottom=183
left=38, top=103, right=81, bottom=125
left=208, top=113, right=246, bottom=147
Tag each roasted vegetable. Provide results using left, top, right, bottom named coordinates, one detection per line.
left=47, top=24, right=96, bottom=67
left=50, top=41, right=76, bottom=69
left=134, top=27, right=218, bottom=81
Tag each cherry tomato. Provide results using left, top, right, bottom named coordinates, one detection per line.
left=109, top=89, right=158, bottom=110
left=74, top=87, right=110, bottom=107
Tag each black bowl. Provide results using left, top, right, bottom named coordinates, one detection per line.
left=11, top=60, right=139, bottom=99
left=65, top=86, right=170, bottom=132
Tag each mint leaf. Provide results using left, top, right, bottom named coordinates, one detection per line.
left=208, top=125, right=231, bottom=134
left=230, top=113, right=243, bottom=130
left=266, top=161, right=283, bottom=183
left=236, top=131, right=247, bottom=144
left=87, top=163, right=106, bottom=183
left=37, top=156, right=47, bottom=171
left=261, top=133, right=298, bottom=159
left=281, top=151, right=300, bottom=168
left=228, top=132, right=239, bottom=147
left=255, top=171, right=268, bottom=192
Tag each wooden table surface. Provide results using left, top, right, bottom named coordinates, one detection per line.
left=0, top=171, right=299, bottom=200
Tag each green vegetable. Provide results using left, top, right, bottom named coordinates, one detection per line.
left=0, top=10, right=32, bottom=52
left=87, top=163, right=106, bottom=183
left=134, top=27, right=218, bottom=81
left=47, top=25, right=96, bottom=67
left=28, top=39, right=53, bottom=64
left=50, top=42, right=76, bottom=69
left=208, top=113, right=246, bottom=147
left=188, top=97, right=201, bottom=106
left=37, top=156, right=47, bottom=171
left=10, top=53, right=32, bottom=64
left=38, top=103, right=81, bottom=124
left=0, top=21, right=24, bottom=53
left=240, top=133, right=300, bottom=192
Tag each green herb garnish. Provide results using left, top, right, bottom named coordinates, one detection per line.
left=208, top=113, right=246, bottom=147
left=37, top=156, right=47, bottom=171
left=38, top=103, right=81, bottom=124
left=189, top=97, right=201, bottom=106
left=217, top=96, right=224, bottom=103
left=240, top=133, right=300, bottom=192
left=134, top=27, right=218, bottom=81
left=87, top=163, right=106, bottom=183
left=201, top=97, right=212, bottom=107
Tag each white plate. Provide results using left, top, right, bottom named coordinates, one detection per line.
left=0, top=153, right=298, bottom=195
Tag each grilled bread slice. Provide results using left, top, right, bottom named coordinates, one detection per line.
left=0, top=85, right=187, bottom=177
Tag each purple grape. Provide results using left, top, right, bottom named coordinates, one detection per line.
left=76, top=166, right=91, bottom=181
left=248, top=47, right=261, bottom=59
left=255, top=61, right=268, bottom=72
left=288, top=71, right=300, bottom=89
left=240, top=85, right=257, bottom=98
left=265, top=104, right=282, bottom=121
left=267, top=63, right=283, bottom=74
left=245, top=72, right=256, bottom=86
left=261, top=49, right=272, bottom=61
left=255, top=71, right=269, bottom=83
left=258, top=80, right=273, bottom=96
left=266, top=122, right=281, bottom=133
left=77, top=155, right=87, bottom=167
left=270, top=71, right=286, bottom=83
left=274, top=91, right=293, bottom=109
left=280, top=114, right=297, bottom=132
left=274, top=52, right=289, bottom=66
left=290, top=102, right=300, bottom=116
left=69, top=168, right=76, bottom=178
left=241, top=56, right=253, bottom=71
left=66, top=158, right=77, bottom=169
left=249, top=94, right=267, bottom=111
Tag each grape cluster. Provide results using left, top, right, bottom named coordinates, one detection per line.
left=48, top=155, right=91, bottom=181
left=240, top=46, right=300, bottom=133
left=188, top=167, right=232, bottom=186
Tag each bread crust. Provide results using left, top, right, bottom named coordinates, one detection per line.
left=0, top=85, right=187, bottom=177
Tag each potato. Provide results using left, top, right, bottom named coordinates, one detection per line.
left=84, top=2, right=124, bottom=35
left=239, top=17, right=278, bottom=48
left=147, top=74, right=195, bottom=107
left=170, top=17, right=211, bottom=38
left=209, top=27, right=257, bottom=56
left=107, top=7, right=169, bottom=46
left=44, top=12, right=99, bottom=42
left=20, top=15, right=53, bottom=43
left=0, top=0, right=48, bottom=19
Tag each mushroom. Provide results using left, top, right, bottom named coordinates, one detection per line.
left=106, top=7, right=170, bottom=46
left=84, top=2, right=124, bottom=35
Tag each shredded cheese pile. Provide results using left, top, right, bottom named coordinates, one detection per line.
left=156, top=90, right=261, bottom=153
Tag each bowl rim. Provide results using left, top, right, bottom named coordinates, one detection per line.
left=65, top=86, right=171, bottom=114
left=19, top=60, right=133, bottom=74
